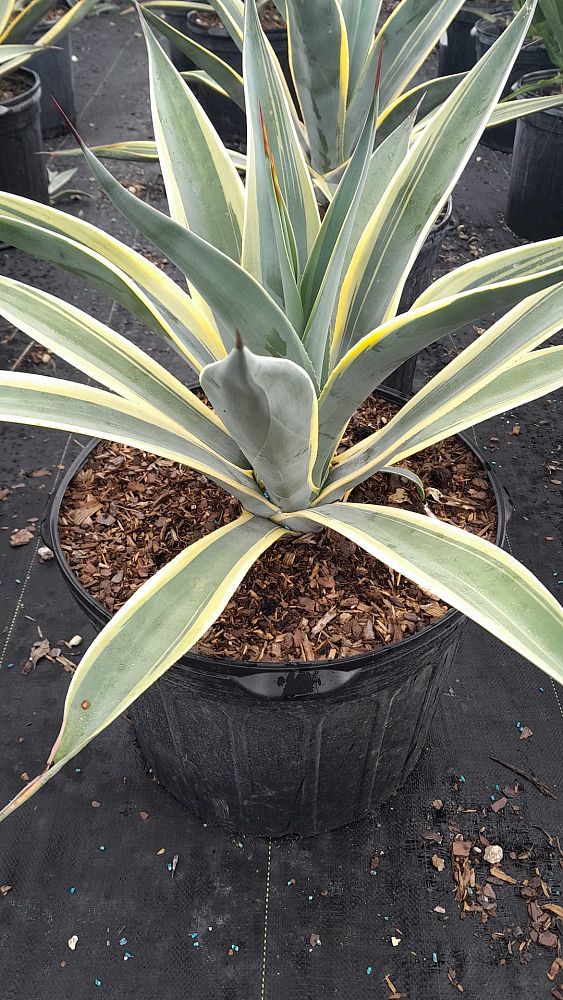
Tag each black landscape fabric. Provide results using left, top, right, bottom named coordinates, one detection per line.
left=1, top=9, right=562, bottom=999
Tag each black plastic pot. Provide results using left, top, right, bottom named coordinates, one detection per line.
left=474, top=16, right=554, bottom=151
left=182, top=11, right=291, bottom=146
left=0, top=69, right=48, bottom=203
left=28, top=20, right=75, bottom=137
left=506, top=71, right=563, bottom=240
left=384, top=196, right=453, bottom=395
left=438, top=1, right=512, bottom=76
left=44, top=388, right=508, bottom=837
left=162, top=8, right=196, bottom=74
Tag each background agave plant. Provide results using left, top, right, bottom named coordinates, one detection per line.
left=76, top=0, right=563, bottom=189
left=0, top=0, right=562, bottom=821
left=0, top=0, right=96, bottom=80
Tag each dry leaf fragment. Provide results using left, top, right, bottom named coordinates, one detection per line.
left=519, top=726, right=533, bottom=740
left=490, top=796, right=508, bottom=813
left=452, top=840, right=473, bottom=858
left=547, top=957, right=563, bottom=980
left=388, top=488, right=409, bottom=504
left=31, top=468, right=51, bottom=478
left=10, top=527, right=34, bottom=547
left=139, top=811, right=149, bottom=821
left=309, top=932, right=321, bottom=948
left=511, top=425, right=521, bottom=435
left=539, top=931, right=558, bottom=949
left=434, top=905, right=446, bottom=914
left=432, top=855, right=445, bottom=872
left=543, top=903, right=563, bottom=919
left=490, top=866, right=516, bottom=885
left=0, top=885, right=12, bottom=896
left=432, top=799, right=444, bottom=811
left=422, top=829, right=443, bottom=843
left=21, top=638, right=50, bottom=674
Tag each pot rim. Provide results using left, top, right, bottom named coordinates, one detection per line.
left=512, top=69, right=563, bottom=120
left=186, top=8, right=286, bottom=39
left=0, top=67, right=41, bottom=112
left=45, top=388, right=510, bottom=678
left=474, top=14, right=548, bottom=49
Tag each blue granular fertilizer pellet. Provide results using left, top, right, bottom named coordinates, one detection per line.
left=69, top=887, right=76, bottom=895
left=432, top=952, right=438, bottom=964
left=94, top=980, right=101, bottom=988
left=119, top=938, right=127, bottom=946
left=366, top=967, right=372, bottom=975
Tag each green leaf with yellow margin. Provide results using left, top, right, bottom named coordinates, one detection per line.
left=0, top=514, right=287, bottom=822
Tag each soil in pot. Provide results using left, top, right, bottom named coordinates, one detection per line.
left=474, top=16, right=555, bottom=151
left=0, top=69, right=49, bottom=203
left=506, top=71, right=563, bottom=240
left=59, top=396, right=496, bottom=662
left=192, top=2, right=284, bottom=32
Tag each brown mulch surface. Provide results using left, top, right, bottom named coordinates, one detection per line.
left=59, top=397, right=497, bottom=663
left=193, top=2, right=285, bottom=32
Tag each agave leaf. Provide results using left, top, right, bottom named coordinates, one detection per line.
left=0, top=514, right=286, bottom=823
left=0, top=372, right=283, bottom=516
left=257, top=109, right=304, bottom=328
left=201, top=340, right=318, bottom=510
left=323, top=279, right=563, bottom=500
left=391, top=346, right=563, bottom=461
left=284, top=0, right=349, bottom=174
left=1, top=0, right=54, bottom=43
left=487, top=90, right=563, bottom=125
left=208, top=0, right=244, bottom=48
left=0, top=0, right=17, bottom=37
left=67, top=143, right=318, bottom=384
left=287, top=503, right=563, bottom=684
left=0, top=204, right=222, bottom=371
left=315, top=242, right=563, bottom=480
left=37, top=0, right=99, bottom=43
left=343, top=39, right=382, bottom=159
left=143, top=6, right=245, bottom=108
left=242, top=0, right=319, bottom=284
left=50, top=141, right=247, bottom=172
left=340, top=0, right=382, bottom=94
left=0, top=42, right=40, bottom=63
left=374, top=71, right=465, bottom=145
left=302, top=95, right=378, bottom=383
left=141, top=10, right=244, bottom=260
left=0, top=276, right=244, bottom=465
left=333, top=2, right=538, bottom=358
left=376, top=0, right=465, bottom=109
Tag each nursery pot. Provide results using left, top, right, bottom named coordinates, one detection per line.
left=0, top=69, right=48, bottom=203
left=474, top=16, right=554, bottom=151
left=383, top=196, right=453, bottom=396
left=44, top=388, right=508, bottom=838
left=162, top=8, right=196, bottom=74
left=438, top=1, right=512, bottom=76
left=28, top=19, right=75, bottom=137
left=506, top=71, right=563, bottom=240
left=182, top=10, right=291, bottom=146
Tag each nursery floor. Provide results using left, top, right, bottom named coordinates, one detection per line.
left=1, top=9, right=562, bottom=1000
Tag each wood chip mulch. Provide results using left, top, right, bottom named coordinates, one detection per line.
left=59, top=396, right=497, bottom=663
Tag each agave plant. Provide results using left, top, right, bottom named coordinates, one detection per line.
left=74, top=0, right=563, bottom=188
left=0, top=0, right=96, bottom=80
left=1, top=0, right=562, bottom=820
left=514, top=0, right=563, bottom=69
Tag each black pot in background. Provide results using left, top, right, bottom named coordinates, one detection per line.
left=383, top=196, right=453, bottom=396
left=43, top=386, right=508, bottom=837
left=28, top=20, right=75, bottom=137
left=162, top=8, right=197, bottom=74
left=474, top=16, right=554, bottom=151
left=182, top=11, right=291, bottom=146
left=506, top=71, right=563, bottom=240
left=438, top=1, right=512, bottom=76
left=0, top=69, right=48, bottom=203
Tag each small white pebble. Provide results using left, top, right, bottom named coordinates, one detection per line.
left=68, top=635, right=82, bottom=648
left=391, top=936, right=402, bottom=947
left=484, top=845, right=503, bottom=865
left=38, top=546, right=54, bottom=561
left=68, top=935, right=78, bottom=951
